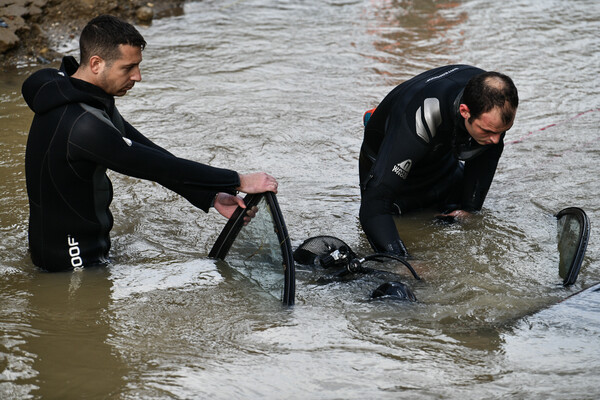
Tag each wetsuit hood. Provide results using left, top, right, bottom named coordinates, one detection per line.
left=22, top=56, right=113, bottom=115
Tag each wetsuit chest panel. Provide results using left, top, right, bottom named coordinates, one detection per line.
left=79, top=102, right=126, bottom=136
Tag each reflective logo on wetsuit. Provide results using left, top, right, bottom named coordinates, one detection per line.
left=67, top=235, right=84, bottom=268
left=425, top=67, right=459, bottom=83
left=392, top=160, right=412, bottom=179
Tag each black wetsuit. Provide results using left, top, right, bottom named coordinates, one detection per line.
left=359, top=65, right=504, bottom=255
left=22, top=56, right=240, bottom=271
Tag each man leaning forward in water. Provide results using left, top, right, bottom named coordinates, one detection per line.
left=359, top=65, right=518, bottom=257
left=22, top=15, right=278, bottom=271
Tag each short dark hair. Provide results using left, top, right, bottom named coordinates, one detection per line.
left=462, top=71, right=518, bottom=124
left=79, top=15, right=146, bottom=66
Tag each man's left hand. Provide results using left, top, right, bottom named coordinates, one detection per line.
left=435, top=209, right=472, bottom=222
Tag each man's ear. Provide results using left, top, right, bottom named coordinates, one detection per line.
left=459, top=103, right=470, bottom=120
left=89, top=55, right=105, bottom=74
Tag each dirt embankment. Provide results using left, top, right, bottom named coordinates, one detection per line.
left=0, top=0, right=186, bottom=70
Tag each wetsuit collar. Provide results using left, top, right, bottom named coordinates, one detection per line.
left=61, top=56, right=117, bottom=117
left=453, top=88, right=465, bottom=116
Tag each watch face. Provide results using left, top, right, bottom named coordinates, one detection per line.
left=556, top=207, right=590, bottom=286
left=209, top=192, right=295, bottom=305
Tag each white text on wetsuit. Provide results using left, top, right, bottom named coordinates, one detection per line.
left=67, top=235, right=83, bottom=268
left=392, top=160, right=412, bottom=179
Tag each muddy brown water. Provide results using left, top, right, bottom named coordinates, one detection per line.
left=1, top=0, right=599, bottom=398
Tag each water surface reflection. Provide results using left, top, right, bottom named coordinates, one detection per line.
left=1, top=0, right=599, bottom=398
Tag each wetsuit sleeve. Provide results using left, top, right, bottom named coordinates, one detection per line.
left=359, top=186, right=409, bottom=256
left=461, top=140, right=503, bottom=211
left=123, top=119, right=174, bottom=156
left=68, top=112, right=240, bottom=212
left=120, top=120, right=220, bottom=208
left=359, top=110, right=430, bottom=256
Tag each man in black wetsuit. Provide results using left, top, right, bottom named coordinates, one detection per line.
left=359, top=65, right=518, bottom=257
left=22, top=15, right=278, bottom=272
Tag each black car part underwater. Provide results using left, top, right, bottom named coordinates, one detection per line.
left=556, top=207, right=590, bottom=286
left=209, top=192, right=295, bottom=305
left=292, top=207, right=592, bottom=301
left=208, top=199, right=589, bottom=306
left=293, top=235, right=421, bottom=301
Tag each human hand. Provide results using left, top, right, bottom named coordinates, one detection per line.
left=213, top=193, right=258, bottom=225
left=243, top=205, right=258, bottom=225
left=435, top=209, right=472, bottom=223
left=237, top=172, right=278, bottom=194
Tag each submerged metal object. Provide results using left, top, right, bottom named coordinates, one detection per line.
left=293, top=234, right=420, bottom=301
left=209, top=192, right=295, bottom=305
left=293, top=235, right=358, bottom=268
left=371, top=281, right=417, bottom=302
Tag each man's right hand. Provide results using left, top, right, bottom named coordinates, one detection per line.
left=237, top=172, right=278, bottom=194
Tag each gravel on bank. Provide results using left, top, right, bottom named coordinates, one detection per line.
left=0, top=0, right=186, bottom=71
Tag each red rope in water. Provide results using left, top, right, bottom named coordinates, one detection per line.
left=506, top=108, right=600, bottom=145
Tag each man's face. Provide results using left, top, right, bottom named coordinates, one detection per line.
left=97, top=44, right=143, bottom=96
left=460, top=104, right=514, bottom=146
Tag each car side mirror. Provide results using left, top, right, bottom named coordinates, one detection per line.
left=556, top=207, right=590, bottom=286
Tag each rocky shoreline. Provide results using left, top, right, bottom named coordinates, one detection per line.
left=0, top=0, right=187, bottom=70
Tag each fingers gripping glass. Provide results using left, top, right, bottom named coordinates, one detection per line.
left=209, top=192, right=295, bottom=305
